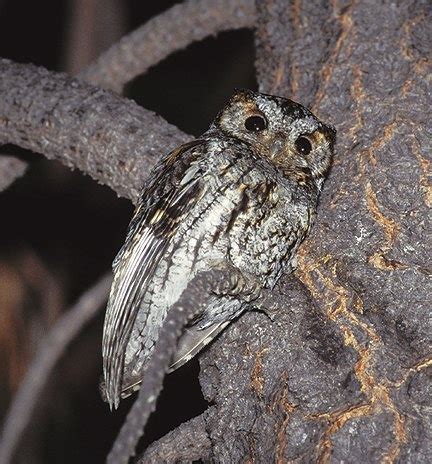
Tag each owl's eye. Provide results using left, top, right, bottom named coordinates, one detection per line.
left=245, top=115, right=268, bottom=132
left=295, top=136, right=312, bottom=155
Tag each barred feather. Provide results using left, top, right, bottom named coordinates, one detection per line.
left=102, top=142, right=204, bottom=409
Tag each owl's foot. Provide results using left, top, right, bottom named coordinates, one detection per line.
left=209, top=260, right=261, bottom=302
left=251, top=301, right=277, bottom=321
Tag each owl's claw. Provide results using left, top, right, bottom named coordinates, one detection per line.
left=253, top=303, right=277, bottom=321
left=210, top=261, right=261, bottom=302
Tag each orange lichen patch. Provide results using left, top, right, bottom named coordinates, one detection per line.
left=369, top=254, right=407, bottom=272
left=414, top=357, right=432, bottom=371
left=389, top=356, right=432, bottom=389
left=365, top=182, right=404, bottom=271
left=318, top=318, right=406, bottom=463
left=328, top=188, right=350, bottom=208
left=358, top=120, right=398, bottom=179
left=297, top=251, right=407, bottom=462
left=350, top=65, right=366, bottom=104
left=313, top=4, right=355, bottom=110
left=311, top=403, right=373, bottom=463
left=276, top=401, right=296, bottom=462
left=271, top=59, right=286, bottom=95
left=250, top=347, right=268, bottom=397
left=365, top=182, right=397, bottom=236
left=270, top=372, right=296, bottom=464
left=414, top=57, right=429, bottom=75
left=401, top=76, right=414, bottom=97
left=410, top=137, right=432, bottom=208
left=348, top=65, right=366, bottom=141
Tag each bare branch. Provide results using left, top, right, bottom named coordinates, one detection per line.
left=137, top=413, right=211, bottom=463
left=0, top=0, right=254, bottom=195
left=0, top=273, right=112, bottom=464
left=64, top=0, right=126, bottom=74
left=0, top=59, right=190, bottom=203
left=107, top=268, right=234, bottom=464
left=0, top=152, right=27, bottom=192
left=80, top=0, right=256, bottom=93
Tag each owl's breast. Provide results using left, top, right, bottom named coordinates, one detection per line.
left=200, top=153, right=316, bottom=288
left=224, top=186, right=311, bottom=287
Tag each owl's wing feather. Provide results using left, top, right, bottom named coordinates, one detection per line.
left=168, top=320, right=230, bottom=371
left=114, top=320, right=230, bottom=401
left=102, top=140, right=205, bottom=409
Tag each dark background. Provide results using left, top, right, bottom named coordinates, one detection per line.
left=0, top=1, right=255, bottom=462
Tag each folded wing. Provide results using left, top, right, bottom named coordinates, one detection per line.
left=102, top=141, right=205, bottom=409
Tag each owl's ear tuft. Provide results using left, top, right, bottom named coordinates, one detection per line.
left=323, top=124, right=337, bottom=149
left=231, top=88, right=256, bottom=103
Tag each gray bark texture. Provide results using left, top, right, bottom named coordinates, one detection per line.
left=0, top=0, right=430, bottom=462
left=0, top=59, right=189, bottom=203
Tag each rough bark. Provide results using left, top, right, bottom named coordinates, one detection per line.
left=137, top=413, right=211, bottom=463
left=0, top=59, right=189, bottom=202
left=0, top=0, right=254, bottom=195
left=195, top=0, right=431, bottom=462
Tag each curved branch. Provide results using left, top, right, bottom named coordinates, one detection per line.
left=0, top=273, right=112, bottom=464
left=107, top=268, right=234, bottom=464
left=0, top=152, right=27, bottom=192
left=0, top=0, right=254, bottom=195
left=0, top=59, right=190, bottom=203
left=137, top=413, right=211, bottom=463
left=80, top=0, right=256, bottom=93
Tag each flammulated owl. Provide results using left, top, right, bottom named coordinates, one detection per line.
left=102, top=89, right=335, bottom=409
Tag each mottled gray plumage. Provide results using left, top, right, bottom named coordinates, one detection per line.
left=102, top=89, right=335, bottom=409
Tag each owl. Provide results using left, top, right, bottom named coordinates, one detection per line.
left=102, top=89, right=335, bottom=409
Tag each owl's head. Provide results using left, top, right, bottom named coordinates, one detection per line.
left=212, top=89, right=336, bottom=185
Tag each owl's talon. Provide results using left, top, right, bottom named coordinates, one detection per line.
left=252, top=302, right=277, bottom=321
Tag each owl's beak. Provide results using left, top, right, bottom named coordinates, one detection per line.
left=268, top=135, right=294, bottom=161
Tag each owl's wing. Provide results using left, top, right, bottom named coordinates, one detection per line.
left=169, top=320, right=230, bottom=371
left=102, top=140, right=205, bottom=409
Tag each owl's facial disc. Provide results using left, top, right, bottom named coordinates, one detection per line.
left=214, top=89, right=335, bottom=182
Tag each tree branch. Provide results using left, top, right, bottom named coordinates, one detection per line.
left=64, top=0, right=126, bottom=74
left=80, top=0, right=256, bottom=93
left=0, top=59, right=190, bottom=203
left=0, top=152, right=27, bottom=192
left=0, top=0, right=254, bottom=195
left=107, top=268, right=235, bottom=464
left=0, top=273, right=112, bottom=464
left=137, top=413, right=212, bottom=463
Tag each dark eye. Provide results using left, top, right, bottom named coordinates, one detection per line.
left=245, top=115, right=267, bottom=132
left=295, top=136, right=312, bottom=155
